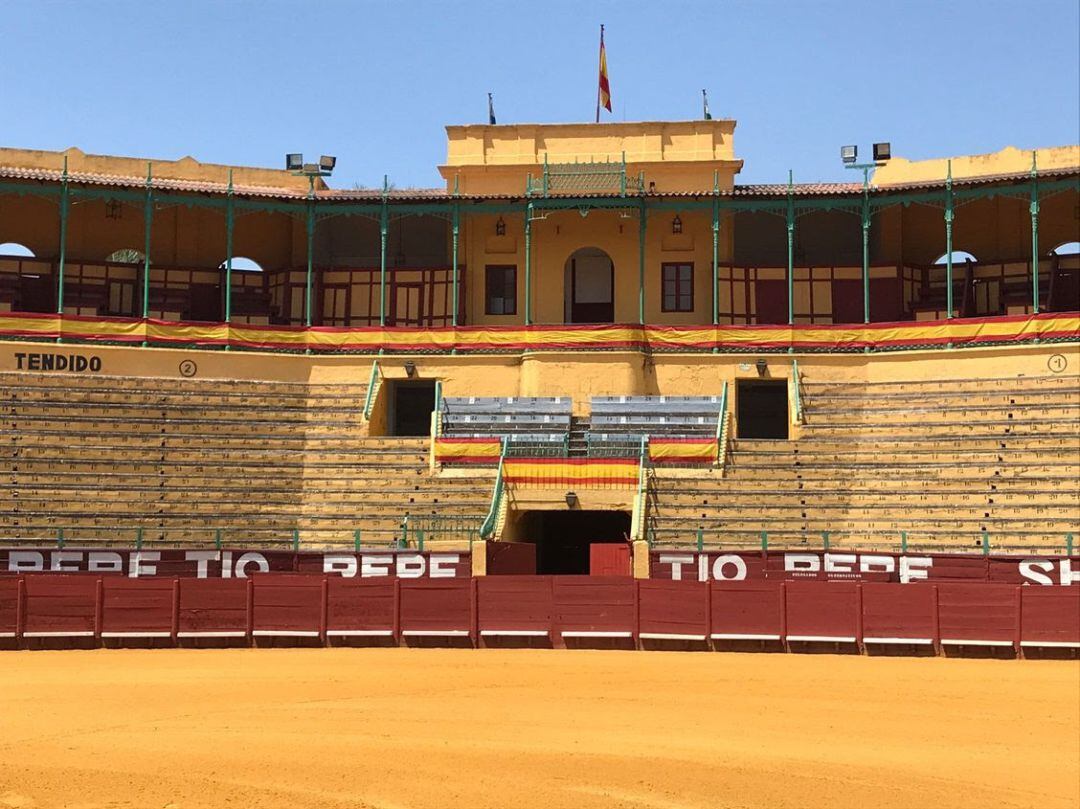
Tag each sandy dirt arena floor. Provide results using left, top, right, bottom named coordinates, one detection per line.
left=0, top=648, right=1076, bottom=809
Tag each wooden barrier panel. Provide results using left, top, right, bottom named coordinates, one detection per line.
left=638, top=580, right=707, bottom=641
left=22, top=576, right=97, bottom=638
left=399, top=579, right=471, bottom=638
left=860, top=583, right=937, bottom=647
left=552, top=577, right=635, bottom=639
left=937, top=584, right=1018, bottom=648
left=177, top=578, right=249, bottom=639
left=477, top=577, right=552, bottom=637
left=0, top=578, right=18, bottom=637
left=100, top=578, right=174, bottom=638
left=251, top=575, right=323, bottom=638
left=709, top=582, right=783, bottom=641
left=784, top=581, right=859, bottom=642
left=1020, top=588, right=1080, bottom=649
left=326, top=579, right=395, bottom=639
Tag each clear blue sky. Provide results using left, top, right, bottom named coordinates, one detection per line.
left=3, top=0, right=1078, bottom=189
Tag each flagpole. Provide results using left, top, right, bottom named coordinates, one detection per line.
left=596, top=24, right=603, bottom=124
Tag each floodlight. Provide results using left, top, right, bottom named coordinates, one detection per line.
left=286, top=153, right=303, bottom=171
left=319, top=155, right=337, bottom=172
left=873, top=142, right=891, bottom=162
left=302, top=163, right=318, bottom=174
left=840, top=145, right=858, bottom=164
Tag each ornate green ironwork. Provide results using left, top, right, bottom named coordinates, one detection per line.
left=479, top=438, right=508, bottom=539
left=526, top=152, right=644, bottom=197
left=791, top=360, right=803, bottom=424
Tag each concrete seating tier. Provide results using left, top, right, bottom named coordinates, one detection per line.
left=2, top=373, right=492, bottom=548
left=646, top=374, right=1080, bottom=552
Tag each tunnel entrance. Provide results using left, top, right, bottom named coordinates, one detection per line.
left=519, top=510, right=631, bottom=575
left=736, top=379, right=790, bottom=439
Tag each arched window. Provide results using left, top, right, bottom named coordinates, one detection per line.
left=220, top=257, right=263, bottom=272
left=105, top=249, right=145, bottom=264
left=0, top=242, right=35, bottom=257
left=1050, top=242, right=1080, bottom=256
left=933, top=250, right=978, bottom=265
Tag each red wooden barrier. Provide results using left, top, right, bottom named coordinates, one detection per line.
left=552, top=577, right=635, bottom=640
left=177, top=578, right=248, bottom=639
left=326, top=579, right=395, bottom=640
left=1020, top=587, right=1080, bottom=649
left=22, top=576, right=97, bottom=638
left=100, top=578, right=174, bottom=639
left=937, top=583, right=1018, bottom=649
left=251, top=575, right=323, bottom=639
left=589, top=544, right=632, bottom=576
left=0, top=577, right=18, bottom=638
left=709, top=581, right=783, bottom=641
left=476, top=576, right=552, bottom=638
left=398, top=579, right=471, bottom=639
left=784, top=580, right=859, bottom=643
left=860, top=583, right=937, bottom=648
left=638, top=580, right=707, bottom=640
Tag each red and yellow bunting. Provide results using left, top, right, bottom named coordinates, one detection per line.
left=648, top=437, right=717, bottom=465
left=0, top=312, right=1076, bottom=353
left=433, top=437, right=502, bottom=465
left=504, top=458, right=638, bottom=489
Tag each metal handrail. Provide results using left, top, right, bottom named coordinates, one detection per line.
left=791, top=359, right=803, bottom=424
left=715, top=380, right=730, bottom=468
left=631, top=435, right=650, bottom=542
left=479, top=437, right=508, bottom=539
left=362, top=360, right=381, bottom=420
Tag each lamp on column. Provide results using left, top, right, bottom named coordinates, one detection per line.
left=495, top=216, right=506, bottom=236
left=671, top=215, right=683, bottom=235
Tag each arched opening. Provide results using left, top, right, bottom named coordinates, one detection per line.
left=1047, top=242, right=1080, bottom=312
left=933, top=250, right=978, bottom=265
left=219, top=257, right=264, bottom=272
left=105, top=249, right=145, bottom=264
left=564, top=247, right=614, bottom=324
left=0, top=242, right=35, bottom=257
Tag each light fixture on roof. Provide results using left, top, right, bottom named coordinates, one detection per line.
left=671, top=214, right=683, bottom=235
left=285, top=153, right=304, bottom=171
left=285, top=152, right=336, bottom=181
left=872, top=142, right=891, bottom=162
left=319, top=155, right=337, bottom=172
left=840, top=145, right=858, bottom=165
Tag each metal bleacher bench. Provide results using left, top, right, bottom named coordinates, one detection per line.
left=440, top=398, right=572, bottom=449
left=587, top=395, right=724, bottom=455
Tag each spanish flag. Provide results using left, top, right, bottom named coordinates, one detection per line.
left=597, top=25, right=612, bottom=121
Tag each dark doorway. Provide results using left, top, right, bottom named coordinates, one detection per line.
left=565, top=248, right=615, bottom=324
left=520, top=510, right=631, bottom=575
left=187, top=283, right=222, bottom=322
left=736, top=380, right=789, bottom=439
left=19, top=275, right=55, bottom=313
left=390, top=380, right=436, bottom=436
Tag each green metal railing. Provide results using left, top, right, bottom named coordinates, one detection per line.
left=525, top=152, right=645, bottom=198
left=362, top=360, right=381, bottom=420
left=400, top=515, right=483, bottom=551
left=504, top=437, right=569, bottom=458
left=479, top=437, right=509, bottom=539
left=630, top=436, right=650, bottom=541
left=791, top=359, right=803, bottom=424
left=715, top=380, right=730, bottom=468
left=648, top=529, right=1079, bottom=557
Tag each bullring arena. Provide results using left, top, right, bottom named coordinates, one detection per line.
left=0, top=118, right=1078, bottom=808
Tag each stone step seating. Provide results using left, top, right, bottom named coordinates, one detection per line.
left=648, top=373, right=1080, bottom=550
left=0, top=372, right=488, bottom=548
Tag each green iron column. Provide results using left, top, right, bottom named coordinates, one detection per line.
left=379, top=175, right=389, bottom=328
left=638, top=198, right=646, bottom=325
left=861, top=166, right=871, bottom=324
left=56, top=156, right=70, bottom=320
left=944, top=161, right=954, bottom=319
left=1030, top=152, right=1040, bottom=314
left=224, top=168, right=234, bottom=326
left=711, top=170, right=719, bottom=327
left=304, top=174, right=315, bottom=328
left=524, top=202, right=533, bottom=326
left=141, top=164, right=153, bottom=348
left=451, top=200, right=460, bottom=327
left=786, top=170, right=795, bottom=325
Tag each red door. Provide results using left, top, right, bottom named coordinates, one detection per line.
left=590, top=543, right=631, bottom=576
